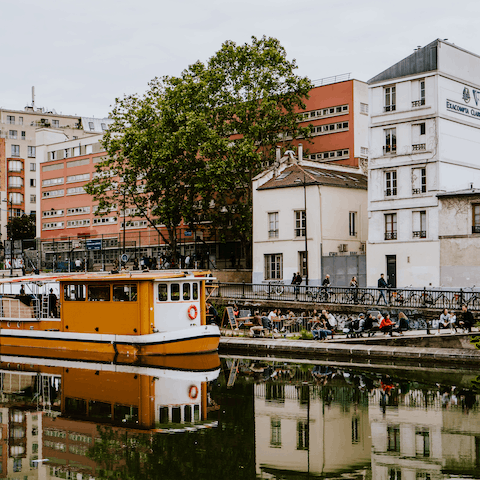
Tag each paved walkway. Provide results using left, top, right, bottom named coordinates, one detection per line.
left=219, top=328, right=480, bottom=367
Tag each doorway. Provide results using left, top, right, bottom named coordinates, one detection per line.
left=386, top=255, right=397, bottom=288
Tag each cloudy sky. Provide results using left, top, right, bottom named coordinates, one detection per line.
left=3, top=0, right=480, bottom=118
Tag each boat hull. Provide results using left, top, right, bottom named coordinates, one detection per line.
left=0, top=325, right=220, bottom=358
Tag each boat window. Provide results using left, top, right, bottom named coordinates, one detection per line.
left=64, top=284, right=86, bottom=301
left=193, top=282, right=198, bottom=300
left=183, top=283, right=191, bottom=300
left=171, top=283, right=180, bottom=301
left=113, top=284, right=137, bottom=302
left=158, top=284, right=168, bottom=301
left=87, top=285, right=110, bottom=302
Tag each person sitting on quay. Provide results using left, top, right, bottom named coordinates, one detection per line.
left=363, top=313, right=376, bottom=337
left=396, top=312, right=410, bottom=334
left=312, top=318, right=332, bottom=340
left=321, top=309, right=337, bottom=333
left=450, top=311, right=458, bottom=333
left=250, top=312, right=265, bottom=337
left=437, top=308, right=451, bottom=334
left=459, top=305, right=475, bottom=333
left=378, top=313, right=395, bottom=336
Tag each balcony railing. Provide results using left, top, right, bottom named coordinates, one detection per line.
left=412, top=99, right=426, bottom=107
left=412, top=188, right=426, bottom=195
left=268, top=230, right=279, bottom=238
left=383, top=105, right=396, bottom=112
left=412, top=144, right=426, bottom=151
left=384, top=190, right=397, bottom=197
left=384, top=232, right=397, bottom=240
left=413, top=230, right=427, bottom=238
left=383, top=145, right=397, bottom=154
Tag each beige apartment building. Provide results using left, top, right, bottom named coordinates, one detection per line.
left=0, top=104, right=110, bottom=252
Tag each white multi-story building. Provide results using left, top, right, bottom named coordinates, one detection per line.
left=252, top=147, right=368, bottom=286
left=367, top=39, right=480, bottom=288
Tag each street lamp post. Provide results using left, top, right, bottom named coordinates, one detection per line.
left=303, top=171, right=309, bottom=286
left=3, top=198, right=13, bottom=277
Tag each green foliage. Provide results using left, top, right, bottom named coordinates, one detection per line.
left=7, top=214, right=35, bottom=240
left=300, top=329, right=314, bottom=340
left=85, top=36, right=312, bottom=263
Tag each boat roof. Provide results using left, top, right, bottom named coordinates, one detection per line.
left=0, top=271, right=213, bottom=285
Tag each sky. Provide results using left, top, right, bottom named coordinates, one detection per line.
left=3, top=0, right=480, bottom=118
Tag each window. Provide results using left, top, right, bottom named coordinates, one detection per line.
left=158, top=284, right=168, bottom=301
left=64, top=285, right=86, bottom=301
left=171, top=283, right=180, bottom=301
left=43, top=209, right=64, bottom=217
left=8, top=176, right=23, bottom=188
left=8, top=130, right=17, bottom=139
left=92, top=216, right=117, bottom=225
left=384, top=128, right=396, bottom=154
left=67, top=219, right=90, bottom=227
left=183, top=283, right=190, bottom=300
left=67, top=158, right=89, bottom=168
left=349, top=212, right=357, bottom=236
left=113, top=284, right=137, bottom=301
left=385, top=171, right=397, bottom=196
left=8, top=160, right=22, bottom=172
left=27, top=146, right=36, bottom=158
left=7, top=115, right=15, bottom=124
left=268, top=212, right=279, bottom=238
left=67, top=173, right=90, bottom=183
left=352, top=417, right=360, bottom=444
left=299, top=251, right=307, bottom=277
left=30, top=195, right=36, bottom=203
left=42, top=189, right=64, bottom=198
left=270, top=419, right=282, bottom=447
left=360, top=102, right=368, bottom=114
left=360, top=146, right=368, bottom=156
left=264, top=253, right=283, bottom=280
left=412, top=167, right=426, bottom=194
left=67, top=206, right=90, bottom=215
left=88, top=122, right=95, bottom=131
left=10, top=192, right=23, bottom=204
left=86, top=144, right=93, bottom=154
left=384, top=85, right=396, bottom=111
left=473, top=204, right=480, bottom=233
left=50, top=151, right=56, bottom=160
left=21, top=131, right=26, bottom=139
left=30, top=179, right=36, bottom=187
left=385, top=213, right=397, bottom=240
left=413, top=211, right=427, bottom=238
left=67, top=186, right=86, bottom=195
left=413, top=79, right=426, bottom=107
left=30, top=162, right=36, bottom=171
left=64, top=148, right=70, bottom=158
left=387, top=425, right=400, bottom=452
left=88, top=284, right=110, bottom=301
left=416, top=428, right=430, bottom=457
left=42, top=177, right=64, bottom=187
left=52, top=119, right=59, bottom=127
left=101, top=123, right=106, bottom=130
left=42, top=221, right=64, bottom=229
left=13, top=458, right=22, bottom=473
left=297, top=420, right=309, bottom=450
left=73, top=146, right=81, bottom=157
left=295, top=210, right=306, bottom=237
left=419, top=122, right=426, bottom=135
left=11, top=144, right=20, bottom=157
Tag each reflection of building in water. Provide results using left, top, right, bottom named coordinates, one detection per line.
left=0, top=356, right=219, bottom=479
left=254, top=381, right=371, bottom=476
left=369, top=388, right=480, bottom=479
left=0, top=369, right=61, bottom=479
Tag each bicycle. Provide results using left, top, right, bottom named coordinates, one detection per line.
left=306, top=286, right=331, bottom=303
left=340, top=288, right=374, bottom=305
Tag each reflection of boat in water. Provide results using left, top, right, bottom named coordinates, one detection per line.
left=0, top=353, right=220, bottom=478
left=0, top=271, right=220, bottom=357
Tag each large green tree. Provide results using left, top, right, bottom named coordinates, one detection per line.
left=85, top=36, right=312, bottom=265
left=7, top=214, right=36, bottom=240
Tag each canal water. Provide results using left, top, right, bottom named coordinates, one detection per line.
left=0, top=354, right=479, bottom=479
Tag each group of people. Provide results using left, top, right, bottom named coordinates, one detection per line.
left=434, top=306, right=475, bottom=333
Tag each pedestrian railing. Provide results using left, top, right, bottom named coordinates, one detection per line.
left=210, top=283, right=480, bottom=311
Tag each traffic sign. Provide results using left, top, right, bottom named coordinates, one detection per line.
left=121, top=253, right=129, bottom=263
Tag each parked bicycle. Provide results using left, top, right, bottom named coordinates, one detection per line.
left=338, top=288, right=375, bottom=305
left=306, top=286, right=331, bottom=303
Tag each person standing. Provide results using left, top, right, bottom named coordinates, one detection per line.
left=377, top=274, right=388, bottom=305
left=322, top=274, right=330, bottom=288
left=48, top=288, right=58, bottom=318
left=350, top=276, right=359, bottom=304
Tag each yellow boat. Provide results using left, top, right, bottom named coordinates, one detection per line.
left=0, top=271, right=220, bottom=358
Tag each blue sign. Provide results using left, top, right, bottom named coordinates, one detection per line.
left=86, top=239, right=102, bottom=251
left=184, top=231, right=193, bottom=237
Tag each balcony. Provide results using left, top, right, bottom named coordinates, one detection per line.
left=384, top=232, right=397, bottom=240
left=412, top=99, right=426, bottom=107
left=383, top=145, right=397, bottom=155
left=412, top=230, right=427, bottom=238
left=384, top=190, right=397, bottom=197
left=412, top=144, right=426, bottom=151
left=268, top=230, right=279, bottom=238
left=472, top=225, right=480, bottom=234
left=383, top=105, right=396, bottom=112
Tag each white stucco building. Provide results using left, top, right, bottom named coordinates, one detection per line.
left=367, top=39, right=480, bottom=288
left=252, top=148, right=368, bottom=286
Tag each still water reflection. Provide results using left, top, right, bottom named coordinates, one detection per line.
left=0, top=353, right=478, bottom=479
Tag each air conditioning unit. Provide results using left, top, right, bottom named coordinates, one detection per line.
left=338, top=244, right=348, bottom=253
left=359, top=242, right=366, bottom=253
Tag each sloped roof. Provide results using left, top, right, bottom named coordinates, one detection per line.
left=437, top=188, right=480, bottom=198
left=368, top=39, right=440, bottom=84
left=257, top=164, right=367, bottom=191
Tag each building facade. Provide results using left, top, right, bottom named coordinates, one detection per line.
left=367, top=39, right=480, bottom=288
left=294, top=77, right=369, bottom=168
left=252, top=148, right=368, bottom=286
